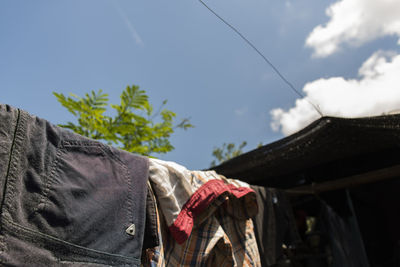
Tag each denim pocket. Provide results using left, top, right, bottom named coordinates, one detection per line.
left=33, top=140, right=136, bottom=259
left=0, top=107, right=144, bottom=266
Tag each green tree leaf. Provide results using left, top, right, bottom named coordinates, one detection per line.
left=54, top=85, right=193, bottom=156
left=210, top=141, right=247, bottom=167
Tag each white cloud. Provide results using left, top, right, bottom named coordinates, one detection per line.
left=271, top=0, right=400, bottom=136
left=306, top=0, right=400, bottom=57
left=270, top=50, right=400, bottom=135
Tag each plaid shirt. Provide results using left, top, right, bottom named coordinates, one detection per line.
left=143, top=159, right=261, bottom=267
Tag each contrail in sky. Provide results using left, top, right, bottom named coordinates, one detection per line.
left=113, top=1, right=144, bottom=46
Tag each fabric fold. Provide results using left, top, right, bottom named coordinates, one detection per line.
left=146, top=158, right=261, bottom=267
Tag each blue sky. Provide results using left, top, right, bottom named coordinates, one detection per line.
left=1, top=0, right=400, bottom=169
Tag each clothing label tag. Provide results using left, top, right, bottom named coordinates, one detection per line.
left=126, top=224, right=136, bottom=236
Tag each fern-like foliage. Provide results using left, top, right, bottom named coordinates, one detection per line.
left=54, top=85, right=193, bottom=156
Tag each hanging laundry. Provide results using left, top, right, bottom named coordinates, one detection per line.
left=143, top=182, right=161, bottom=250
left=250, top=185, right=302, bottom=267
left=319, top=201, right=369, bottom=267
left=0, top=104, right=151, bottom=266
left=143, top=158, right=261, bottom=267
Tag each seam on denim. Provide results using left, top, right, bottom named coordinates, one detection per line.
left=99, top=146, right=136, bottom=234
left=0, top=108, right=20, bottom=220
left=38, top=140, right=134, bottom=245
left=100, top=144, right=127, bottom=167
left=38, top=140, right=105, bottom=212
left=35, top=146, right=63, bottom=214
left=61, top=140, right=126, bottom=167
left=60, top=140, right=129, bottom=175
left=58, top=260, right=131, bottom=266
left=0, top=109, right=27, bottom=265
left=34, top=131, right=63, bottom=215
left=61, top=141, right=107, bottom=159
left=0, top=234, right=5, bottom=256
left=62, top=140, right=102, bottom=147
left=59, top=140, right=134, bottom=230
left=116, top=151, right=134, bottom=233
left=147, top=181, right=159, bottom=244
left=2, top=218, right=140, bottom=264
left=3, top=109, right=28, bottom=218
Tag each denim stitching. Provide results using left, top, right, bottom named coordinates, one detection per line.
left=38, top=140, right=104, bottom=212
left=3, top=218, right=140, bottom=265
left=0, top=108, right=144, bottom=265
left=3, top=108, right=27, bottom=219
left=58, top=260, right=131, bottom=266
left=119, top=154, right=135, bottom=232
left=39, top=139, right=135, bottom=252
left=60, top=141, right=134, bottom=230
left=0, top=110, right=20, bottom=220
left=0, top=108, right=26, bottom=266
left=95, top=144, right=134, bottom=232
left=0, top=108, right=20, bottom=220
left=35, top=147, right=63, bottom=215
left=0, top=106, right=20, bottom=265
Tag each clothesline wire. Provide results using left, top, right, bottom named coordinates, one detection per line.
left=197, top=0, right=323, bottom=117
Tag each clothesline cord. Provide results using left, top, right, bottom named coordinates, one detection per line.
left=197, top=0, right=323, bottom=117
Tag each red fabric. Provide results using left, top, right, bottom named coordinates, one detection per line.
left=168, top=179, right=255, bottom=244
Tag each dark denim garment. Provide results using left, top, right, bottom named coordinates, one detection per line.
left=142, top=185, right=159, bottom=251
left=250, top=185, right=301, bottom=267
left=0, top=104, right=150, bottom=266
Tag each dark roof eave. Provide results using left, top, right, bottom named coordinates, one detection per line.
left=211, top=114, right=400, bottom=188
